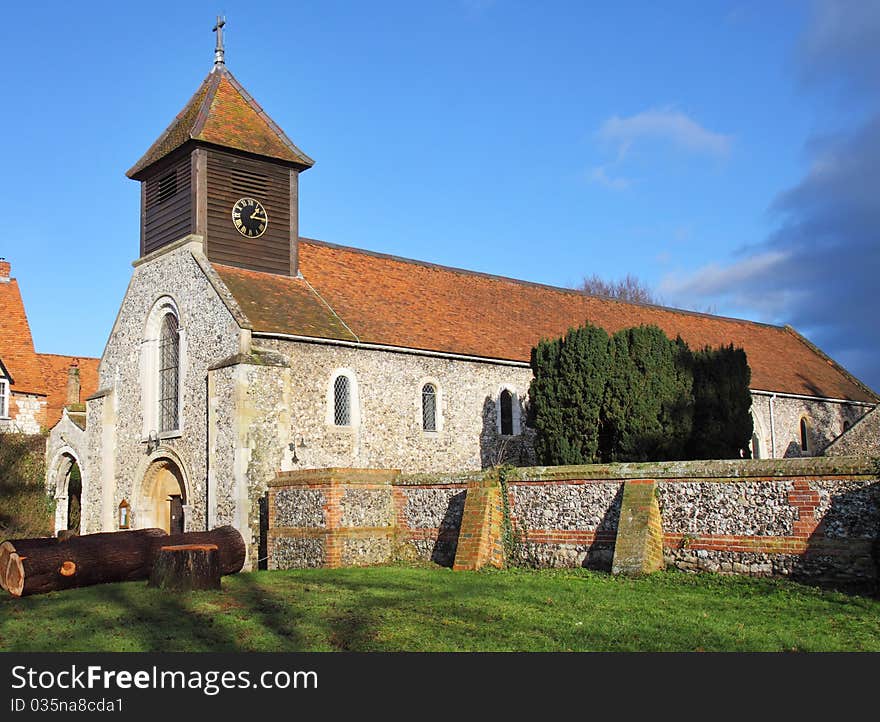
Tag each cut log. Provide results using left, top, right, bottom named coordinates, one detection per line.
left=3, top=528, right=167, bottom=598
left=0, top=538, right=58, bottom=591
left=149, top=544, right=221, bottom=591
left=148, top=527, right=246, bottom=576
left=3, top=525, right=245, bottom=597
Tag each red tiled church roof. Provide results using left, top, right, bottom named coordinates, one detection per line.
left=38, top=354, right=100, bottom=428
left=127, top=64, right=313, bottom=179
left=0, top=277, right=46, bottom=396
left=214, top=264, right=357, bottom=342
left=215, top=239, right=876, bottom=403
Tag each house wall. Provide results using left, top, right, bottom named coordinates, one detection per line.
left=1, top=392, right=46, bottom=435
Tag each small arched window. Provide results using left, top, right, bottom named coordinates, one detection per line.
left=500, top=389, right=514, bottom=436
left=422, top=384, right=437, bottom=432
left=333, top=375, right=351, bottom=426
left=158, top=313, right=180, bottom=432
left=799, top=417, right=811, bottom=453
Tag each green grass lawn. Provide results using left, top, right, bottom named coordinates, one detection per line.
left=1, top=566, right=878, bottom=652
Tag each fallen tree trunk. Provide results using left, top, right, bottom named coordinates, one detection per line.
left=3, top=526, right=245, bottom=597
left=3, top=529, right=167, bottom=598
left=0, top=538, right=58, bottom=591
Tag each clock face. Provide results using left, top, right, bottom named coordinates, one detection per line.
left=231, top=197, right=269, bottom=238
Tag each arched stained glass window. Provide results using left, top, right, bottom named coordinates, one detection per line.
left=158, top=313, right=179, bottom=432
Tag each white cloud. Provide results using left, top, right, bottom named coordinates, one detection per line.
left=588, top=165, right=631, bottom=191
left=596, top=107, right=733, bottom=158
left=659, top=250, right=792, bottom=315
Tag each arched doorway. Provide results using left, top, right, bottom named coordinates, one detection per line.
left=138, top=457, right=187, bottom=534
left=50, top=450, right=83, bottom=535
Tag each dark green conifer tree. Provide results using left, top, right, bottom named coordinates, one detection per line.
left=529, top=324, right=610, bottom=464
left=601, top=325, right=693, bottom=461
left=688, top=344, right=753, bottom=458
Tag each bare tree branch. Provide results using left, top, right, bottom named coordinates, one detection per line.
left=580, top=273, right=656, bottom=304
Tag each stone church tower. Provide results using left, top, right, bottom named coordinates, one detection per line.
left=76, top=28, right=324, bottom=561
left=54, top=23, right=875, bottom=568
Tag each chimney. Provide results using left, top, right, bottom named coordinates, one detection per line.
left=0, top=258, right=9, bottom=283
left=66, top=364, right=81, bottom=406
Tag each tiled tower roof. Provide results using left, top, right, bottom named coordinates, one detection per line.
left=127, top=64, right=313, bottom=179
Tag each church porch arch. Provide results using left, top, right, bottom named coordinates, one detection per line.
left=48, top=446, right=83, bottom=536
left=132, top=448, right=193, bottom=534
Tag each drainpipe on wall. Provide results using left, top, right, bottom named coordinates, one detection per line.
left=769, top=394, right=777, bottom=458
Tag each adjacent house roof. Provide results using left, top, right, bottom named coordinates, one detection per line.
left=127, top=64, right=314, bottom=179
left=38, top=354, right=100, bottom=428
left=0, top=277, right=46, bottom=396
left=214, top=238, right=877, bottom=403
left=0, top=267, right=101, bottom=426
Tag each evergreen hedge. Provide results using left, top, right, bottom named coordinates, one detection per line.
left=529, top=323, right=753, bottom=464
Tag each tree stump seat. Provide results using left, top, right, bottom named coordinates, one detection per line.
left=148, top=543, right=221, bottom=592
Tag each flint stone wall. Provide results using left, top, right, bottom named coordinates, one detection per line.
left=657, top=481, right=797, bottom=536
left=750, top=394, right=871, bottom=459
left=274, top=487, right=325, bottom=528
left=84, top=242, right=242, bottom=537
left=824, top=406, right=880, bottom=458
left=341, top=488, right=393, bottom=528
left=267, top=469, right=398, bottom=570
left=256, top=337, right=535, bottom=473
left=268, top=458, right=880, bottom=588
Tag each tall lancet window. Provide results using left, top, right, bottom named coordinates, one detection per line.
left=500, top=389, right=514, bottom=436
left=333, top=375, right=351, bottom=426
left=159, top=313, right=180, bottom=432
left=422, top=384, right=437, bottom=432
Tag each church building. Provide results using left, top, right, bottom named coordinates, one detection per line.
left=46, top=26, right=877, bottom=565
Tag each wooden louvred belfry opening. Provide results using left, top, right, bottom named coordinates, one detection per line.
left=127, top=21, right=313, bottom=277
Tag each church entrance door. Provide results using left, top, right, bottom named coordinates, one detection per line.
left=169, top=494, right=184, bottom=535
left=138, top=458, right=187, bottom=533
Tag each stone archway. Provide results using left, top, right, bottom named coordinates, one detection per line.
left=49, top=449, right=83, bottom=535
left=136, top=457, right=188, bottom=534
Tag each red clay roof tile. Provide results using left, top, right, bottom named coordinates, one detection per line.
left=213, top=264, right=358, bottom=342
left=214, top=239, right=876, bottom=403
left=38, top=354, right=100, bottom=428
left=127, top=65, right=313, bottom=178
left=0, top=278, right=46, bottom=396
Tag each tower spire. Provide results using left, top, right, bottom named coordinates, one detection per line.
left=213, top=15, right=226, bottom=65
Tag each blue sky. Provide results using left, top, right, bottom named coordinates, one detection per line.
left=3, top=1, right=878, bottom=391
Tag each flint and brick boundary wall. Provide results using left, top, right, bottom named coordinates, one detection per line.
left=268, top=457, right=880, bottom=587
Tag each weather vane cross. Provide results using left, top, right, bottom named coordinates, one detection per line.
left=213, top=15, right=226, bottom=65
